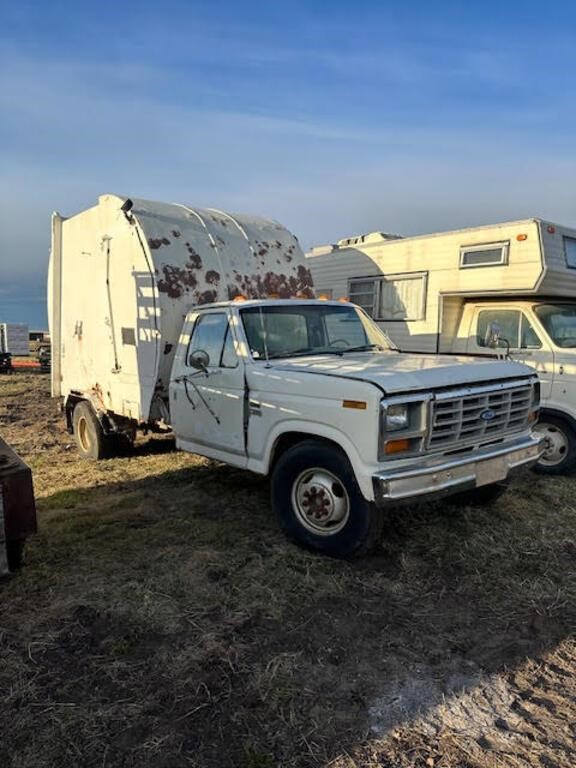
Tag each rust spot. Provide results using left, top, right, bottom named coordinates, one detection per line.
left=148, top=237, right=170, bottom=249
left=164, top=343, right=173, bottom=355
left=284, top=253, right=293, bottom=262
left=258, top=248, right=268, bottom=257
left=157, top=248, right=204, bottom=299
left=171, top=230, right=181, bottom=238
left=198, top=290, right=218, bottom=304
left=216, top=235, right=226, bottom=245
left=275, top=240, right=282, bottom=248
left=205, top=270, right=221, bottom=286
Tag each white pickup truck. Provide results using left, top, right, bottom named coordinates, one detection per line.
left=168, top=298, right=543, bottom=556
left=50, top=196, right=544, bottom=557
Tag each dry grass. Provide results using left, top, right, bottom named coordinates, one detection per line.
left=1, top=373, right=576, bottom=767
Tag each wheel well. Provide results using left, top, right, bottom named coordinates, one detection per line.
left=65, top=396, right=116, bottom=435
left=538, top=408, right=576, bottom=435
left=269, top=431, right=347, bottom=471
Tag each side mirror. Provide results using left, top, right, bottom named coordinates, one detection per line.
left=484, top=321, right=502, bottom=349
left=188, top=349, right=210, bottom=371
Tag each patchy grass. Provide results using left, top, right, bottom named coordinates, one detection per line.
left=1, top=373, right=576, bottom=767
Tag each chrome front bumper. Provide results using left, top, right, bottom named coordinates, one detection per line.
left=372, top=433, right=546, bottom=504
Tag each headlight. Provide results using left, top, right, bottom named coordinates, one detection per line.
left=379, top=397, right=430, bottom=459
left=385, top=403, right=409, bottom=431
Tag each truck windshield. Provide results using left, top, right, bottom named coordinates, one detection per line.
left=240, top=304, right=394, bottom=360
left=535, top=303, right=576, bottom=348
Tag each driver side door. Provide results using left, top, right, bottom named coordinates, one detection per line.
left=466, top=306, right=553, bottom=399
left=170, top=310, right=247, bottom=461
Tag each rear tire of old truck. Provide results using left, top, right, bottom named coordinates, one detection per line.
left=72, top=401, right=113, bottom=460
left=532, top=415, right=576, bottom=475
left=271, top=440, right=383, bottom=558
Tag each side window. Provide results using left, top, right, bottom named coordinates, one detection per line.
left=349, top=279, right=376, bottom=317
left=476, top=310, right=542, bottom=350
left=377, top=273, right=427, bottom=321
left=477, top=310, right=521, bottom=348
left=187, top=313, right=233, bottom=368
left=220, top=326, right=239, bottom=368
left=520, top=314, right=542, bottom=349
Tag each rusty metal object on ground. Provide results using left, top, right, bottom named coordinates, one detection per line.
left=0, top=435, right=37, bottom=575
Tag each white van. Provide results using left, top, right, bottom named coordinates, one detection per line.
left=307, top=218, right=576, bottom=474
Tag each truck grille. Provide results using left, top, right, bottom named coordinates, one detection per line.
left=429, top=380, right=534, bottom=450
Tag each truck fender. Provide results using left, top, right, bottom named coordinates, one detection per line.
left=255, top=419, right=375, bottom=502
left=538, top=406, right=576, bottom=434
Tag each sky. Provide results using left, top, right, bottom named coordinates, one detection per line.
left=1, top=0, right=575, bottom=328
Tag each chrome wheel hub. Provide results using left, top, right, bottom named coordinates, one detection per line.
left=291, top=468, right=350, bottom=536
left=535, top=423, right=569, bottom=466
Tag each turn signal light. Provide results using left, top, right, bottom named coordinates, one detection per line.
left=516, top=234, right=528, bottom=241
left=384, top=438, right=411, bottom=455
left=342, top=399, right=367, bottom=410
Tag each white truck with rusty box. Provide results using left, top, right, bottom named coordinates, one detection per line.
left=49, top=196, right=544, bottom=557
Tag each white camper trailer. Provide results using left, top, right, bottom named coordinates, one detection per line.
left=307, top=218, right=576, bottom=473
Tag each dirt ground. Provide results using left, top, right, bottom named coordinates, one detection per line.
left=1, top=373, right=575, bottom=768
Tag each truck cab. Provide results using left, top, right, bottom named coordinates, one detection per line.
left=458, top=299, right=576, bottom=473
left=169, top=298, right=543, bottom=557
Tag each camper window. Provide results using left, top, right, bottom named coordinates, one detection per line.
left=377, top=273, right=427, bottom=321
left=477, top=310, right=542, bottom=350
left=563, top=237, right=576, bottom=269
left=460, top=242, right=509, bottom=268
left=349, top=279, right=376, bottom=316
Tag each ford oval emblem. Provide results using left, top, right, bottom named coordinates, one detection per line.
left=480, top=408, right=496, bottom=422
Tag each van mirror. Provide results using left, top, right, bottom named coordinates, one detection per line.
left=188, top=349, right=210, bottom=371
left=484, top=322, right=502, bottom=349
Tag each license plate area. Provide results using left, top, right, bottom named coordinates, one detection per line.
left=476, top=456, right=508, bottom=487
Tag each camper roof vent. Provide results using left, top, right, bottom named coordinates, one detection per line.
left=337, top=231, right=403, bottom=247
left=308, top=244, right=337, bottom=256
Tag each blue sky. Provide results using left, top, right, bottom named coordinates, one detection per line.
left=1, top=0, right=575, bottom=327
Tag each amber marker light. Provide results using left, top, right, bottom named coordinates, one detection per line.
left=516, top=234, right=528, bottom=241
left=232, top=295, right=247, bottom=302
left=547, top=225, right=556, bottom=234
left=337, top=296, right=350, bottom=302
left=318, top=294, right=330, bottom=301
left=384, top=438, right=411, bottom=455
left=342, top=399, right=367, bottom=410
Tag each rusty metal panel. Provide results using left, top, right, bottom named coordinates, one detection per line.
left=53, top=194, right=316, bottom=424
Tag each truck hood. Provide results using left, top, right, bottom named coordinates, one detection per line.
left=271, top=351, right=533, bottom=395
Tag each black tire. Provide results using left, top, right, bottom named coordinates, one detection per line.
left=72, top=401, right=113, bottom=460
left=533, top=415, right=576, bottom=475
left=271, top=440, right=383, bottom=558
left=6, top=539, right=25, bottom=570
left=448, top=481, right=510, bottom=508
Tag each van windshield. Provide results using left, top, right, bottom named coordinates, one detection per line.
left=535, top=303, right=576, bottom=348
left=240, top=304, right=395, bottom=360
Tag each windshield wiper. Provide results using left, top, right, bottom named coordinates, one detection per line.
left=340, top=343, right=385, bottom=353
left=266, top=347, right=345, bottom=360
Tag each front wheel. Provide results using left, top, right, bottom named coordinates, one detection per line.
left=533, top=416, right=576, bottom=475
left=271, top=440, right=383, bottom=558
